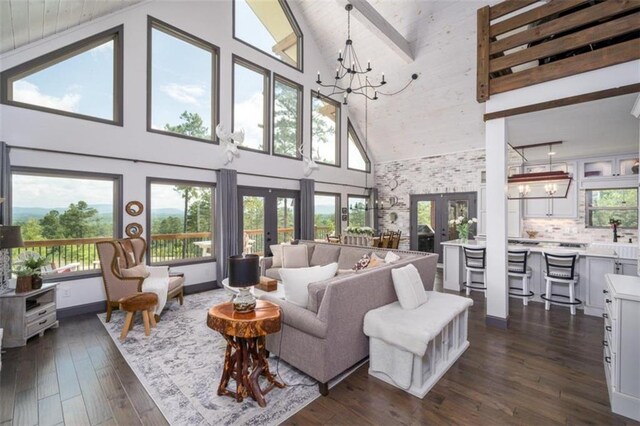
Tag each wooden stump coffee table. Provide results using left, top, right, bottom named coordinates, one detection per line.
left=207, top=300, right=285, bottom=407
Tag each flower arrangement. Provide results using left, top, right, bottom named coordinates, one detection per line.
left=449, top=216, right=477, bottom=241
left=344, top=226, right=375, bottom=236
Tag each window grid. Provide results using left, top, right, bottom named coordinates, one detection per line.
left=310, top=91, right=341, bottom=168
left=232, top=55, right=271, bottom=154
left=272, top=73, right=303, bottom=160
left=147, top=17, right=220, bottom=144
left=10, top=167, right=122, bottom=280
left=0, top=26, right=124, bottom=126
left=147, top=178, right=216, bottom=266
left=347, top=119, right=371, bottom=172
left=585, top=188, right=638, bottom=229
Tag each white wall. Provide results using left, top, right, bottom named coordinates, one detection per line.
left=0, top=0, right=373, bottom=309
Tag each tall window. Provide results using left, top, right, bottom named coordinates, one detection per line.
left=233, top=57, right=270, bottom=152
left=314, top=193, right=340, bottom=240
left=149, top=18, right=218, bottom=142
left=148, top=180, right=214, bottom=264
left=11, top=169, right=121, bottom=277
left=273, top=75, right=302, bottom=158
left=1, top=27, right=123, bottom=124
left=347, top=120, right=371, bottom=172
left=586, top=188, right=637, bottom=228
left=348, top=196, right=368, bottom=227
left=233, top=0, right=303, bottom=70
left=311, top=92, right=340, bottom=166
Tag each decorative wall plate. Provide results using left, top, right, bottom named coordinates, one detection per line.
left=125, top=201, right=144, bottom=216
left=390, top=212, right=398, bottom=223
left=125, top=223, right=143, bottom=238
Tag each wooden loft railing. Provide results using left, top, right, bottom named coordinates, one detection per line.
left=477, top=0, right=640, bottom=102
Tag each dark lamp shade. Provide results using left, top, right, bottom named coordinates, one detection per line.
left=0, top=226, right=24, bottom=249
left=228, top=254, right=260, bottom=288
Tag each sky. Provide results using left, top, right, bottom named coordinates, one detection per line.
left=12, top=174, right=114, bottom=208
left=151, top=28, right=213, bottom=134
left=349, top=131, right=367, bottom=170
left=233, top=63, right=266, bottom=150
left=13, top=41, right=114, bottom=120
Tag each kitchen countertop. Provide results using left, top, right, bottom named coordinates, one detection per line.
left=606, top=274, right=640, bottom=302
left=441, top=239, right=618, bottom=259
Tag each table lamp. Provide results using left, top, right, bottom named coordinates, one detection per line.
left=0, top=226, right=24, bottom=293
left=228, top=254, right=259, bottom=313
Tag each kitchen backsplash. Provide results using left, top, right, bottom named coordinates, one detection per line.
left=522, top=189, right=638, bottom=243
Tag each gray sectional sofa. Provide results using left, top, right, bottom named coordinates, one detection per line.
left=259, top=241, right=438, bottom=395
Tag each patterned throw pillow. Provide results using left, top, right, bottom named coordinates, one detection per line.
left=352, top=253, right=371, bottom=271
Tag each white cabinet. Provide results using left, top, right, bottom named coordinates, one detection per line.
left=584, top=257, right=616, bottom=316
left=443, top=245, right=464, bottom=292
left=581, top=154, right=639, bottom=189
left=478, top=185, right=521, bottom=237
left=616, top=259, right=638, bottom=277
left=603, top=274, right=640, bottom=421
left=523, top=162, right=578, bottom=218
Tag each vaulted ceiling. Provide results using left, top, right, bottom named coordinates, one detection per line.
left=295, top=0, right=488, bottom=163
left=0, top=0, right=141, bottom=53
left=1, top=0, right=489, bottom=164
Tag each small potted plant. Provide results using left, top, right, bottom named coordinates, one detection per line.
left=15, top=251, right=49, bottom=292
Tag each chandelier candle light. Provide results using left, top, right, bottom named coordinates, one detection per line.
left=315, top=4, right=418, bottom=105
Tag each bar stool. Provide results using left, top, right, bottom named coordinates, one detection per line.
left=508, top=249, right=534, bottom=306
left=541, top=252, right=581, bottom=315
left=463, top=246, right=487, bottom=297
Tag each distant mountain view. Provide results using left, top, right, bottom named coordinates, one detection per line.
left=13, top=204, right=114, bottom=221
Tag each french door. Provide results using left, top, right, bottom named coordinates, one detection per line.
left=410, top=192, right=477, bottom=259
left=238, top=187, right=300, bottom=257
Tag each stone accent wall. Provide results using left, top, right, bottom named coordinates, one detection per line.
left=375, top=148, right=638, bottom=249
left=375, top=149, right=486, bottom=249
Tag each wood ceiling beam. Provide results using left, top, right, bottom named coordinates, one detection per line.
left=347, top=0, right=414, bottom=63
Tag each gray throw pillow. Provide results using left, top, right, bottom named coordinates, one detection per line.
left=282, top=245, right=309, bottom=268
left=310, top=244, right=341, bottom=266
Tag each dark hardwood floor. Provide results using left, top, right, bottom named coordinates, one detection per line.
left=1, top=286, right=638, bottom=425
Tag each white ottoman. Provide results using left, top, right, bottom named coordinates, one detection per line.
left=364, top=291, right=473, bottom=398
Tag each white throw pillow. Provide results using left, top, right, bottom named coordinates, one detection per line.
left=391, top=264, right=428, bottom=310
left=282, top=245, right=309, bottom=268
left=385, top=251, right=401, bottom=263
left=279, top=262, right=339, bottom=308
left=270, top=244, right=287, bottom=268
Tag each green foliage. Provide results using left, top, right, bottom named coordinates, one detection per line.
left=20, top=219, right=43, bottom=241
left=348, top=209, right=366, bottom=227
left=273, top=83, right=299, bottom=157
left=311, top=97, right=335, bottom=163
left=588, top=189, right=638, bottom=228
left=40, top=210, right=64, bottom=239
left=164, top=111, right=210, bottom=139
left=59, top=201, right=99, bottom=238
left=417, top=202, right=433, bottom=227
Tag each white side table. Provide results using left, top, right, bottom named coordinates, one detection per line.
left=221, top=278, right=286, bottom=300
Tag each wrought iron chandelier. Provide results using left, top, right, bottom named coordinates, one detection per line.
left=315, top=4, right=418, bottom=105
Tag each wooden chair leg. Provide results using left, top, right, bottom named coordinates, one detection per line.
left=179, top=290, right=184, bottom=306
left=106, top=304, right=112, bottom=323
left=120, top=312, right=134, bottom=340
left=149, top=309, right=157, bottom=328
left=142, top=310, right=151, bottom=336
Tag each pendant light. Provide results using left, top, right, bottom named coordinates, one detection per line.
left=507, top=142, right=573, bottom=200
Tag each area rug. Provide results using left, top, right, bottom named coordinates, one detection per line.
left=98, top=289, right=327, bottom=425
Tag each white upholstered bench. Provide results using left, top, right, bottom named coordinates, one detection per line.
left=363, top=291, right=473, bottom=398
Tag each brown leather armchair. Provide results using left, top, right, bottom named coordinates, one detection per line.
left=96, top=238, right=184, bottom=322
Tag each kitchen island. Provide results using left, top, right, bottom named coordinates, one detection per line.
left=441, top=238, right=637, bottom=317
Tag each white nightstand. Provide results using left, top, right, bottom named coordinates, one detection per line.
left=0, top=282, right=59, bottom=348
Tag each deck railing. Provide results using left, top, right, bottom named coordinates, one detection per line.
left=15, top=226, right=336, bottom=273
left=477, top=0, right=640, bottom=102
